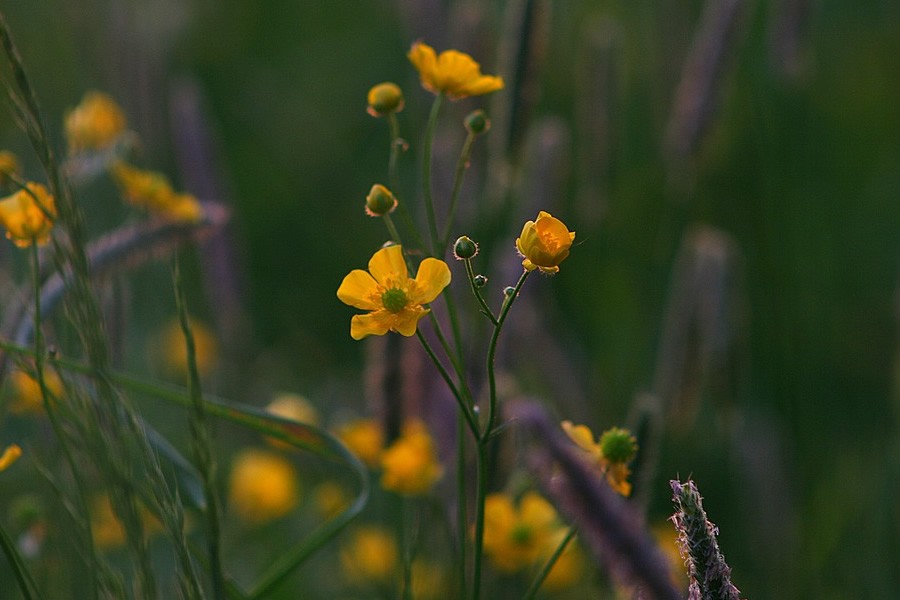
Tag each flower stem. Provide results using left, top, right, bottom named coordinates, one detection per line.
left=383, top=213, right=403, bottom=246
left=439, top=131, right=477, bottom=252
left=415, top=330, right=479, bottom=439
left=422, top=94, right=444, bottom=256
left=456, top=411, right=468, bottom=596
left=464, top=259, right=499, bottom=326
left=386, top=113, right=426, bottom=252
left=471, top=441, right=488, bottom=600
left=523, top=526, right=577, bottom=600
left=485, top=270, right=529, bottom=435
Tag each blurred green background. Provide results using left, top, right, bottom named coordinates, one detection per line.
left=1, top=0, right=898, bottom=597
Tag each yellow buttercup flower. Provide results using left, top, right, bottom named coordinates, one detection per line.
left=379, top=420, right=443, bottom=496
left=265, top=393, right=319, bottom=449
left=228, top=449, right=300, bottom=524
left=65, top=91, right=127, bottom=152
left=516, top=211, right=575, bottom=274
left=341, top=526, right=398, bottom=583
left=155, top=317, right=218, bottom=381
left=337, top=418, right=384, bottom=468
left=337, top=244, right=451, bottom=340
left=111, top=161, right=203, bottom=223
left=407, top=41, right=504, bottom=99
left=8, top=368, right=64, bottom=414
left=483, top=491, right=561, bottom=573
left=561, top=421, right=637, bottom=497
left=0, top=444, right=22, bottom=471
left=0, top=183, right=56, bottom=248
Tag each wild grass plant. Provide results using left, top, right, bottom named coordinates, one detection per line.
left=0, top=1, right=897, bottom=599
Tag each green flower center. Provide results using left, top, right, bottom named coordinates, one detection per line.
left=381, top=288, right=408, bottom=313
left=510, top=524, right=533, bottom=546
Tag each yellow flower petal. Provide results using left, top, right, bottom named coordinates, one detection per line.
left=459, top=75, right=505, bottom=97
left=519, top=492, right=557, bottom=530
left=0, top=444, right=22, bottom=471
left=337, top=269, right=381, bottom=310
left=407, top=41, right=438, bottom=89
left=350, top=311, right=393, bottom=340
left=391, top=306, right=430, bottom=337
left=368, top=244, right=408, bottom=287
left=408, top=41, right=503, bottom=99
left=561, top=421, right=601, bottom=458
left=410, top=257, right=452, bottom=304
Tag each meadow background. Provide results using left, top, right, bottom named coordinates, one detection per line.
left=0, top=0, right=898, bottom=598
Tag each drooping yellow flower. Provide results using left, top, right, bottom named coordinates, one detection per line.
left=65, top=92, right=127, bottom=152
left=0, top=183, right=56, bottom=248
left=8, top=368, right=64, bottom=414
left=337, top=418, right=385, bottom=468
left=483, top=491, right=562, bottom=573
left=110, top=161, right=203, bottom=223
left=228, top=449, right=300, bottom=524
left=341, top=526, right=398, bottom=583
left=0, top=444, right=22, bottom=471
left=379, top=420, right=443, bottom=496
left=561, top=421, right=637, bottom=497
left=516, top=211, right=575, bottom=274
left=407, top=41, right=504, bottom=99
left=337, top=244, right=451, bottom=340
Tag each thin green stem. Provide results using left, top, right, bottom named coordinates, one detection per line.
left=29, top=242, right=100, bottom=600
left=523, top=527, right=577, bottom=600
left=383, top=213, right=403, bottom=246
left=0, top=521, right=42, bottom=600
left=425, top=311, right=476, bottom=419
left=485, top=270, right=530, bottom=434
left=456, top=411, right=468, bottom=597
left=471, top=441, right=488, bottom=600
left=386, top=114, right=426, bottom=252
left=422, top=94, right=444, bottom=256
left=173, top=257, right=225, bottom=600
left=464, top=259, right=499, bottom=326
left=440, top=131, right=477, bottom=251
left=415, top=330, right=479, bottom=439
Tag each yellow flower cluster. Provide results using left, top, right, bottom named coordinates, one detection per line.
left=337, top=244, right=451, bottom=340
left=65, top=91, right=127, bottom=152
left=0, top=183, right=57, bottom=248
left=111, top=161, right=203, bottom=223
left=561, top=421, right=637, bottom=497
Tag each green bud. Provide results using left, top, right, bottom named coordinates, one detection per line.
left=367, top=82, right=405, bottom=117
left=473, top=274, right=488, bottom=288
left=464, top=109, right=490, bottom=135
left=365, top=184, right=398, bottom=217
left=453, top=236, right=478, bottom=260
left=503, top=286, right=516, bottom=298
left=599, top=427, right=638, bottom=464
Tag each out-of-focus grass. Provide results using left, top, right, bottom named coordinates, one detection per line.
left=1, top=0, right=898, bottom=597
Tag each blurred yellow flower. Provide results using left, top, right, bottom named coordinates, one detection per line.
left=111, top=161, right=203, bottom=223
left=337, top=418, right=384, bottom=468
left=228, top=449, right=300, bottom=524
left=0, top=444, right=22, bottom=471
left=65, top=91, right=127, bottom=152
left=0, top=150, right=22, bottom=186
left=265, top=393, right=320, bottom=449
left=337, top=244, right=450, bottom=340
left=407, top=41, right=504, bottom=99
left=516, top=211, right=575, bottom=274
left=8, top=368, right=64, bottom=414
left=312, top=481, right=350, bottom=519
left=367, top=82, right=405, bottom=117
left=341, top=526, right=397, bottom=583
left=379, top=420, right=443, bottom=496
left=155, top=317, right=218, bottom=381
left=89, top=494, right=163, bottom=550
left=542, top=529, right=584, bottom=591
left=0, top=183, right=56, bottom=248
left=483, top=491, right=561, bottom=573
left=561, top=421, right=636, bottom=497
left=411, top=559, right=448, bottom=599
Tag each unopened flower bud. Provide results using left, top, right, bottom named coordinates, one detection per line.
left=503, top=286, right=516, bottom=298
left=365, top=184, right=398, bottom=217
left=367, top=82, right=405, bottom=117
left=473, top=274, right=488, bottom=288
left=464, top=109, right=490, bottom=135
left=453, top=236, right=478, bottom=260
